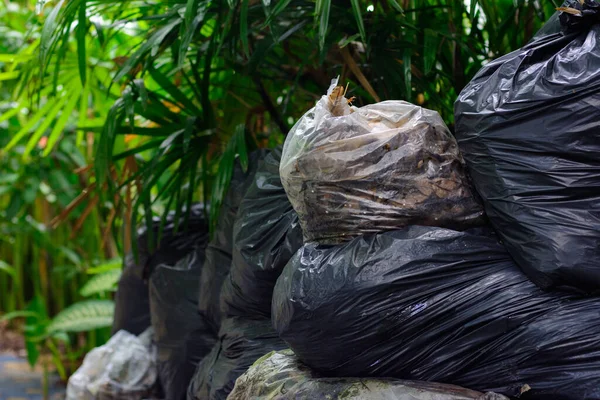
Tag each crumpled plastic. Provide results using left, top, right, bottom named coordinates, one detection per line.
left=112, top=203, right=209, bottom=336
left=272, top=226, right=600, bottom=399
left=150, top=246, right=216, bottom=400
left=454, top=1, right=600, bottom=294
left=187, top=318, right=287, bottom=400
left=228, top=350, right=508, bottom=400
left=66, top=329, right=157, bottom=400
left=198, top=150, right=267, bottom=332
left=220, top=146, right=303, bottom=319
left=280, top=78, right=484, bottom=244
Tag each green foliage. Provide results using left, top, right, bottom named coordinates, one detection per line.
left=18, top=0, right=555, bottom=244
left=79, top=269, right=121, bottom=297
left=47, top=300, right=114, bottom=333
left=0, top=0, right=559, bottom=376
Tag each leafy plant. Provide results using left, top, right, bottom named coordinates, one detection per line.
left=1, top=0, right=558, bottom=377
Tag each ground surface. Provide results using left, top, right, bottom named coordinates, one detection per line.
left=0, top=323, right=66, bottom=400
left=0, top=354, right=66, bottom=400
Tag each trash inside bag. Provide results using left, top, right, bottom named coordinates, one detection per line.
left=280, top=79, right=484, bottom=244
left=272, top=226, right=600, bottom=399
left=198, top=151, right=266, bottom=332
left=454, top=2, right=600, bottom=294
left=220, top=146, right=303, bottom=319
left=150, top=245, right=216, bottom=400
left=187, top=318, right=287, bottom=400
left=113, top=203, right=208, bottom=335
left=228, top=350, right=508, bottom=400
left=66, top=329, right=158, bottom=400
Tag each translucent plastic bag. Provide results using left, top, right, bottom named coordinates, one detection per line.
left=280, top=79, right=484, bottom=244
left=228, top=350, right=508, bottom=400
left=66, top=329, right=157, bottom=400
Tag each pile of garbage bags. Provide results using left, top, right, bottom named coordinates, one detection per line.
left=228, top=350, right=508, bottom=400
left=189, top=146, right=302, bottom=400
left=273, top=4, right=600, bottom=399
left=72, top=3, right=600, bottom=400
left=112, top=203, right=209, bottom=336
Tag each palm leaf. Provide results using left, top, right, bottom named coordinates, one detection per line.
left=79, top=269, right=122, bottom=297
left=47, top=300, right=114, bottom=333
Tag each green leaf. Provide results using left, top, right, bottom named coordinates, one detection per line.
left=316, top=0, right=331, bottom=51
left=0, top=260, right=16, bottom=278
left=350, top=0, right=366, bottom=45
left=79, top=269, right=122, bottom=297
left=0, top=54, right=34, bottom=63
left=179, top=0, right=207, bottom=68
left=387, top=0, right=404, bottom=13
left=43, top=87, right=82, bottom=156
left=77, top=0, right=87, bottom=86
left=23, top=96, right=67, bottom=158
left=40, top=0, right=66, bottom=71
left=209, top=126, right=247, bottom=229
left=113, top=138, right=165, bottom=161
left=148, top=65, right=202, bottom=116
left=24, top=296, right=48, bottom=367
left=92, top=19, right=105, bottom=46
left=470, top=0, right=478, bottom=20
left=0, top=310, right=39, bottom=323
left=86, top=258, right=122, bottom=274
left=4, top=98, right=60, bottom=151
left=134, top=79, right=148, bottom=110
left=114, top=18, right=181, bottom=82
left=338, top=33, right=361, bottom=48
left=47, top=300, right=114, bottom=333
left=262, top=0, right=293, bottom=27
left=0, top=106, right=21, bottom=124
left=96, top=97, right=125, bottom=185
left=423, top=29, right=438, bottom=75
left=0, top=72, right=20, bottom=81
left=241, top=0, right=250, bottom=57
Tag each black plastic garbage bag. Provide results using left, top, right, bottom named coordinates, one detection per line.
left=150, top=242, right=216, bottom=400
left=198, top=151, right=266, bottom=332
left=273, top=226, right=600, bottom=400
left=113, top=203, right=209, bottom=335
left=454, top=2, right=600, bottom=294
left=187, top=318, right=287, bottom=400
left=220, top=146, right=303, bottom=319
left=229, top=350, right=508, bottom=400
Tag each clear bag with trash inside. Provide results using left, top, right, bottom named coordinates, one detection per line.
left=66, top=328, right=157, bottom=400
left=280, top=78, right=484, bottom=244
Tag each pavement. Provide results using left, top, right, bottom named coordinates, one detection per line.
left=0, top=354, right=65, bottom=400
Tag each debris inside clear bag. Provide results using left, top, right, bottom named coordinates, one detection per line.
left=280, top=78, right=485, bottom=244
left=66, top=329, right=158, bottom=400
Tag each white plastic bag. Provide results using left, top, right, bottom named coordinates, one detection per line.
left=66, top=329, right=157, bottom=400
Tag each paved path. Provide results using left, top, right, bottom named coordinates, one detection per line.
left=0, top=354, right=65, bottom=400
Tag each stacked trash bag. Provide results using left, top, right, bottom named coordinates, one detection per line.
left=68, top=4, right=600, bottom=399
left=273, top=3, right=600, bottom=399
